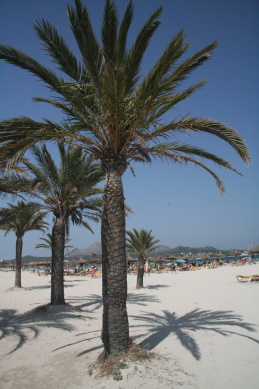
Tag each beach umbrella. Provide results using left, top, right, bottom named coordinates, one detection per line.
left=72, top=257, right=103, bottom=267
left=126, top=254, right=137, bottom=262
left=164, top=255, right=178, bottom=261
left=0, top=262, right=14, bottom=268
left=71, top=258, right=90, bottom=265
left=152, top=257, right=166, bottom=263
left=176, top=259, right=186, bottom=263
left=93, top=259, right=102, bottom=264
left=196, top=252, right=205, bottom=258
left=127, top=257, right=137, bottom=263
left=208, top=252, right=224, bottom=258
left=204, top=252, right=215, bottom=259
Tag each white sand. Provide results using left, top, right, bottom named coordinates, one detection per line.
left=0, top=263, right=259, bottom=389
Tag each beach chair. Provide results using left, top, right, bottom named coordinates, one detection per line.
left=190, top=266, right=201, bottom=271
left=179, top=266, right=190, bottom=271
left=236, top=275, right=259, bottom=282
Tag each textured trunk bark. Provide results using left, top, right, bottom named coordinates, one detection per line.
left=136, top=255, right=145, bottom=289
left=51, top=216, right=65, bottom=305
left=101, top=161, right=129, bottom=356
left=15, top=236, right=22, bottom=288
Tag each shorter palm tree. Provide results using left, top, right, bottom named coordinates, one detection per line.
left=22, top=143, right=104, bottom=304
left=35, top=232, right=73, bottom=252
left=126, top=229, right=160, bottom=289
left=0, top=201, right=48, bottom=287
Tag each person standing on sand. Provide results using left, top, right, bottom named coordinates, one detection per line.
left=89, top=266, right=95, bottom=278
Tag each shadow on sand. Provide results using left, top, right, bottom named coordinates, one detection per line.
left=54, top=293, right=161, bottom=356
left=66, top=292, right=160, bottom=311
left=131, top=308, right=259, bottom=360
left=0, top=304, right=93, bottom=354
left=7, top=282, right=81, bottom=291
left=145, top=284, right=170, bottom=290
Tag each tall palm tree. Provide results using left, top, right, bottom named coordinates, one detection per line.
left=126, top=228, right=160, bottom=289
left=0, top=0, right=250, bottom=356
left=0, top=201, right=48, bottom=287
left=35, top=232, right=73, bottom=251
left=22, top=143, right=104, bottom=305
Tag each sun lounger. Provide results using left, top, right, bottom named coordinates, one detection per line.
left=236, top=275, right=259, bottom=282
left=190, top=266, right=201, bottom=271
left=179, top=266, right=190, bottom=271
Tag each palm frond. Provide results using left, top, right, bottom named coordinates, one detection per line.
left=125, top=6, right=162, bottom=92
left=102, top=0, right=118, bottom=62
left=67, top=0, right=102, bottom=86
left=34, top=19, right=87, bottom=83
left=0, top=45, right=64, bottom=91
left=135, top=29, right=189, bottom=105
left=166, top=116, right=251, bottom=164
left=147, top=142, right=241, bottom=174
left=169, top=41, right=218, bottom=86
left=116, top=0, right=133, bottom=61
left=149, top=148, right=226, bottom=195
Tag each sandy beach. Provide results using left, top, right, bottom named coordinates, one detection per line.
left=0, top=263, right=259, bottom=389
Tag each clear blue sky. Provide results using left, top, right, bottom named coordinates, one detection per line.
left=0, top=0, right=258, bottom=260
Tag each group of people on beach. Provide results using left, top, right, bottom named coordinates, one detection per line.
left=64, top=265, right=98, bottom=277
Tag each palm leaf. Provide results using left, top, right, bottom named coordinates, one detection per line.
left=67, top=0, right=102, bottom=86
left=0, top=45, right=64, bottom=91
left=34, top=19, right=87, bottom=83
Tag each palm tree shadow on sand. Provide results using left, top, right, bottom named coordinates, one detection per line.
left=66, top=292, right=160, bottom=312
left=131, top=308, right=259, bottom=360
left=0, top=305, right=92, bottom=354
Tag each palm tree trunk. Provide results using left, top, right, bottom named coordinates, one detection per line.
left=15, top=236, right=23, bottom=288
left=101, top=161, right=129, bottom=357
left=51, top=215, right=65, bottom=305
left=136, top=255, right=145, bottom=289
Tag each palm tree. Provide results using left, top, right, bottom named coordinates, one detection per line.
left=0, top=0, right=251, bottom=356
left=35, top=232, right=73, bottom=251
left=22, top=143, right=104, bottom=305
left=0, top=201, right=48, bottom=287
left=126, top=228, right=160, bottom=289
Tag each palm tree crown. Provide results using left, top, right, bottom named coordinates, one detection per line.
left=126, top=228, right=160, bottom=259
left=22, top=143, right=104, bottom=233
left=0, top=0, right=250, bottom=192
left=0, top=200, right=48, bottom=238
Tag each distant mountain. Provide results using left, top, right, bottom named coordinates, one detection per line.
left=6, top=255, right=52, bottom=264
left=67, top=243, right=231, bottom=258
left=4, top=243, right=235, bottom=263
left=66, top=242, right=102, bottom=258
left=143, top=245, right=229, bottom=257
